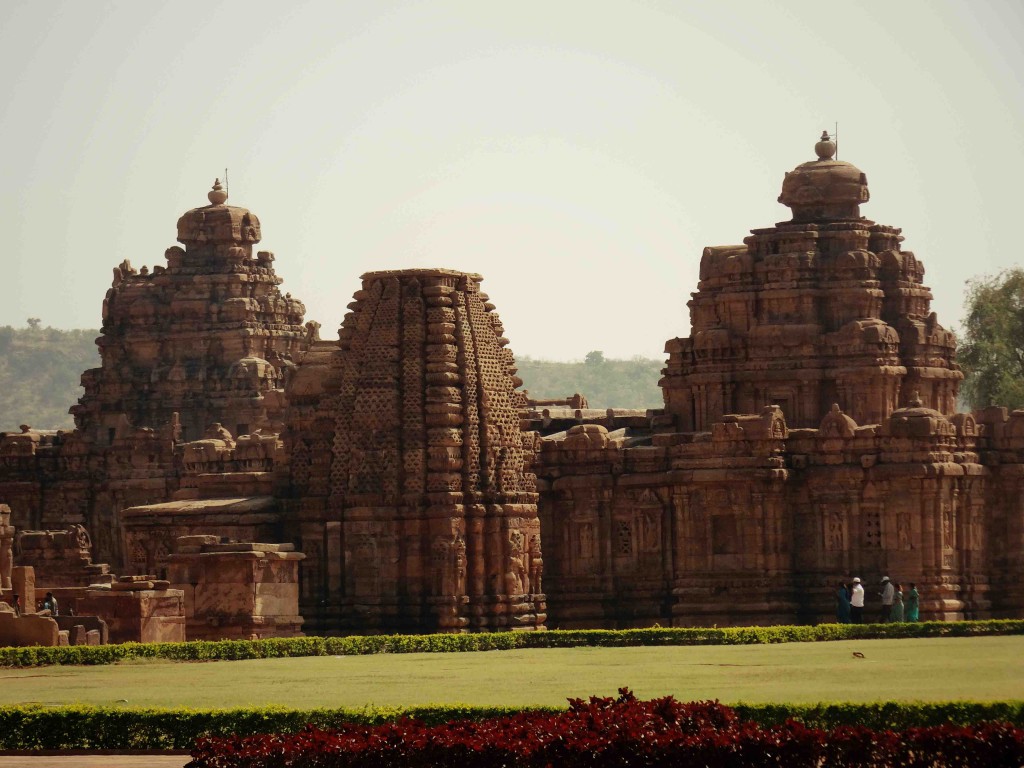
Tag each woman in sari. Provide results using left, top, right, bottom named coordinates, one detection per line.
left=835, top=582, right=851, bottom=624
left=891, top=584, right=905, bottom=622
left=905, top=582, right=920, bottom=622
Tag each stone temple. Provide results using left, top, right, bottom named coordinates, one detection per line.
left=285, top=269, right=545, bottom=633
left=1, top=134, right=1022, bottom=637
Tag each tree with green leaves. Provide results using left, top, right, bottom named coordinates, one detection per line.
left=958, top=268, right=1024, bottom=409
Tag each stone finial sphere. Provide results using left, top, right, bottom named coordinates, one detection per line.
left=208, top=179, right=228, bottom=206
left=815, top=130, right=837, bottom=160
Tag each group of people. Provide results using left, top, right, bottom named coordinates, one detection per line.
left=40, top=592, right=58, bottom=616
left=835, top=576, right=919, bottom=624
left=2, top=592, right=58, bottom=617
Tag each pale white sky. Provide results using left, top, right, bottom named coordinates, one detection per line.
left=1, top=0, right=1021, bottom=360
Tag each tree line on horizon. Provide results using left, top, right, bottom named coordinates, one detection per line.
left=1, top=268, right=1021, bottom=432
left=0, top=324, right=665, bottom=432
left=0, top=325, right=100, bottom=432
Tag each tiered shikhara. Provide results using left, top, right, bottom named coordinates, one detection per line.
left=287, top=270, right=544, bottom=633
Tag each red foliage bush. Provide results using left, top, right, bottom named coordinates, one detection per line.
left=187, top=688, right=1024, bottom=768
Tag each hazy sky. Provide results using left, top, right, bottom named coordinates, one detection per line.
left=1, top=0, right=1022, bottom=360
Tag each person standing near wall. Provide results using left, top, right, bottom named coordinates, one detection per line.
left=879, top=576, right=894, bottom=622
left=850, top=577, right=865, bottom=623
left=891, top=584, right=905, bottom=622
left=835, top=582, right=851, bottom=624
left=905, top=583, right=920, bottom=622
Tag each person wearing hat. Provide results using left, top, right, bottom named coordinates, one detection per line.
left=879, top=576, right=895, bottom=622
left=850, top=577, right=865, bottom=623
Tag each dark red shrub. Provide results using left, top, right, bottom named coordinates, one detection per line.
left=187, top=688, right=1024, bottom=768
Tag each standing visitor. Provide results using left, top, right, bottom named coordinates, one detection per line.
left=850, top=577, right=865, bottom=623
left=891, top=584, right=905, bottom=622
left=879, top=576, right=894, bottom=622
left=905, top=583, right=920, bottom=622
left=835, top=582, right=851, bottom=624
left=10, top=593, right=20, bottom=616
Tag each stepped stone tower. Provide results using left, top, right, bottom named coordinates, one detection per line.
left=661, top=132, right=962, bottom=430
left=0, top=182, right=313, bottom=567
left=73, top=180, right=311, bottom=444
left=286, top=269, right=546, bottom=633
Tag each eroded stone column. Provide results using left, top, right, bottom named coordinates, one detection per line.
left=0, top=505, right=13, bottom=592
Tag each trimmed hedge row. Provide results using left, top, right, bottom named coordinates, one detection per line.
left=1, top=700, right=1024, bottom=751
left=733, top=701, right=1024, bottom=730
left=0, top=704, right=543, bottom=750
left=1, top=619, right=1022, bottom=668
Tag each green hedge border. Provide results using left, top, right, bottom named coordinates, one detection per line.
left=0, top=619, right=1021, bottom=668
left=1, top=701, right=1023, bottom=750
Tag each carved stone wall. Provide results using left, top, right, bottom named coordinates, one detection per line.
left=121, top=496, right=282, bottom=579
left=14, top=524, right=112, bottom=588
left=167, top=536, right=304, bottom=641
left=287, top=269, right=545, bottom=633
left=974, top=407, right=1024, bottom=618
left=532, top=404, right=997, bottom=627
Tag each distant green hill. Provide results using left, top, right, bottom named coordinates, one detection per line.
left=516, top=352, right=664, bottom=411
left=0, top=326, right=99, bottom=431
left=0, top=328, right=663, bottom=432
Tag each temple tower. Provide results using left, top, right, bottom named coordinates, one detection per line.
left=73, top=180, right=312, bottom=444
left=288, top=269, right=546, bottom=633
left=661, top=133, right=962, bottom=429
left=46, top=181, right=315, bottom=565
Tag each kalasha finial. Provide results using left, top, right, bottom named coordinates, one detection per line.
left=208, top=178, right=228, bottom=205
left=815, top=130, right=837, bottom=161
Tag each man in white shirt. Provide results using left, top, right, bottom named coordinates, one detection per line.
left=850, top=577, right=865, bottom=623
left=880, top=576, right=895, bottom=622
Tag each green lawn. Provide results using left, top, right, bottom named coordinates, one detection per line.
left=0, top=636, right=1020, bottom=709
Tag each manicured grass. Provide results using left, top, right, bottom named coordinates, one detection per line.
left=0, top=635, right=1020, bottom=710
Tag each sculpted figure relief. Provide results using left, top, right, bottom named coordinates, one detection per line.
left=528, top=535, right=543, bottom=595
left=432, top=535, right=468, bottom=598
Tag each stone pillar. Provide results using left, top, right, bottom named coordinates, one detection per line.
left=598, top=489, right=614, bottom=593
left=466, top=510, right=486, bottom=596
left=0, top=505, right=13, bottom=591
left=11, top=566, right=34, bottom=614
left=325, top=521, right=343, bottom=604
left=919, top=487, right=938, bottom=576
